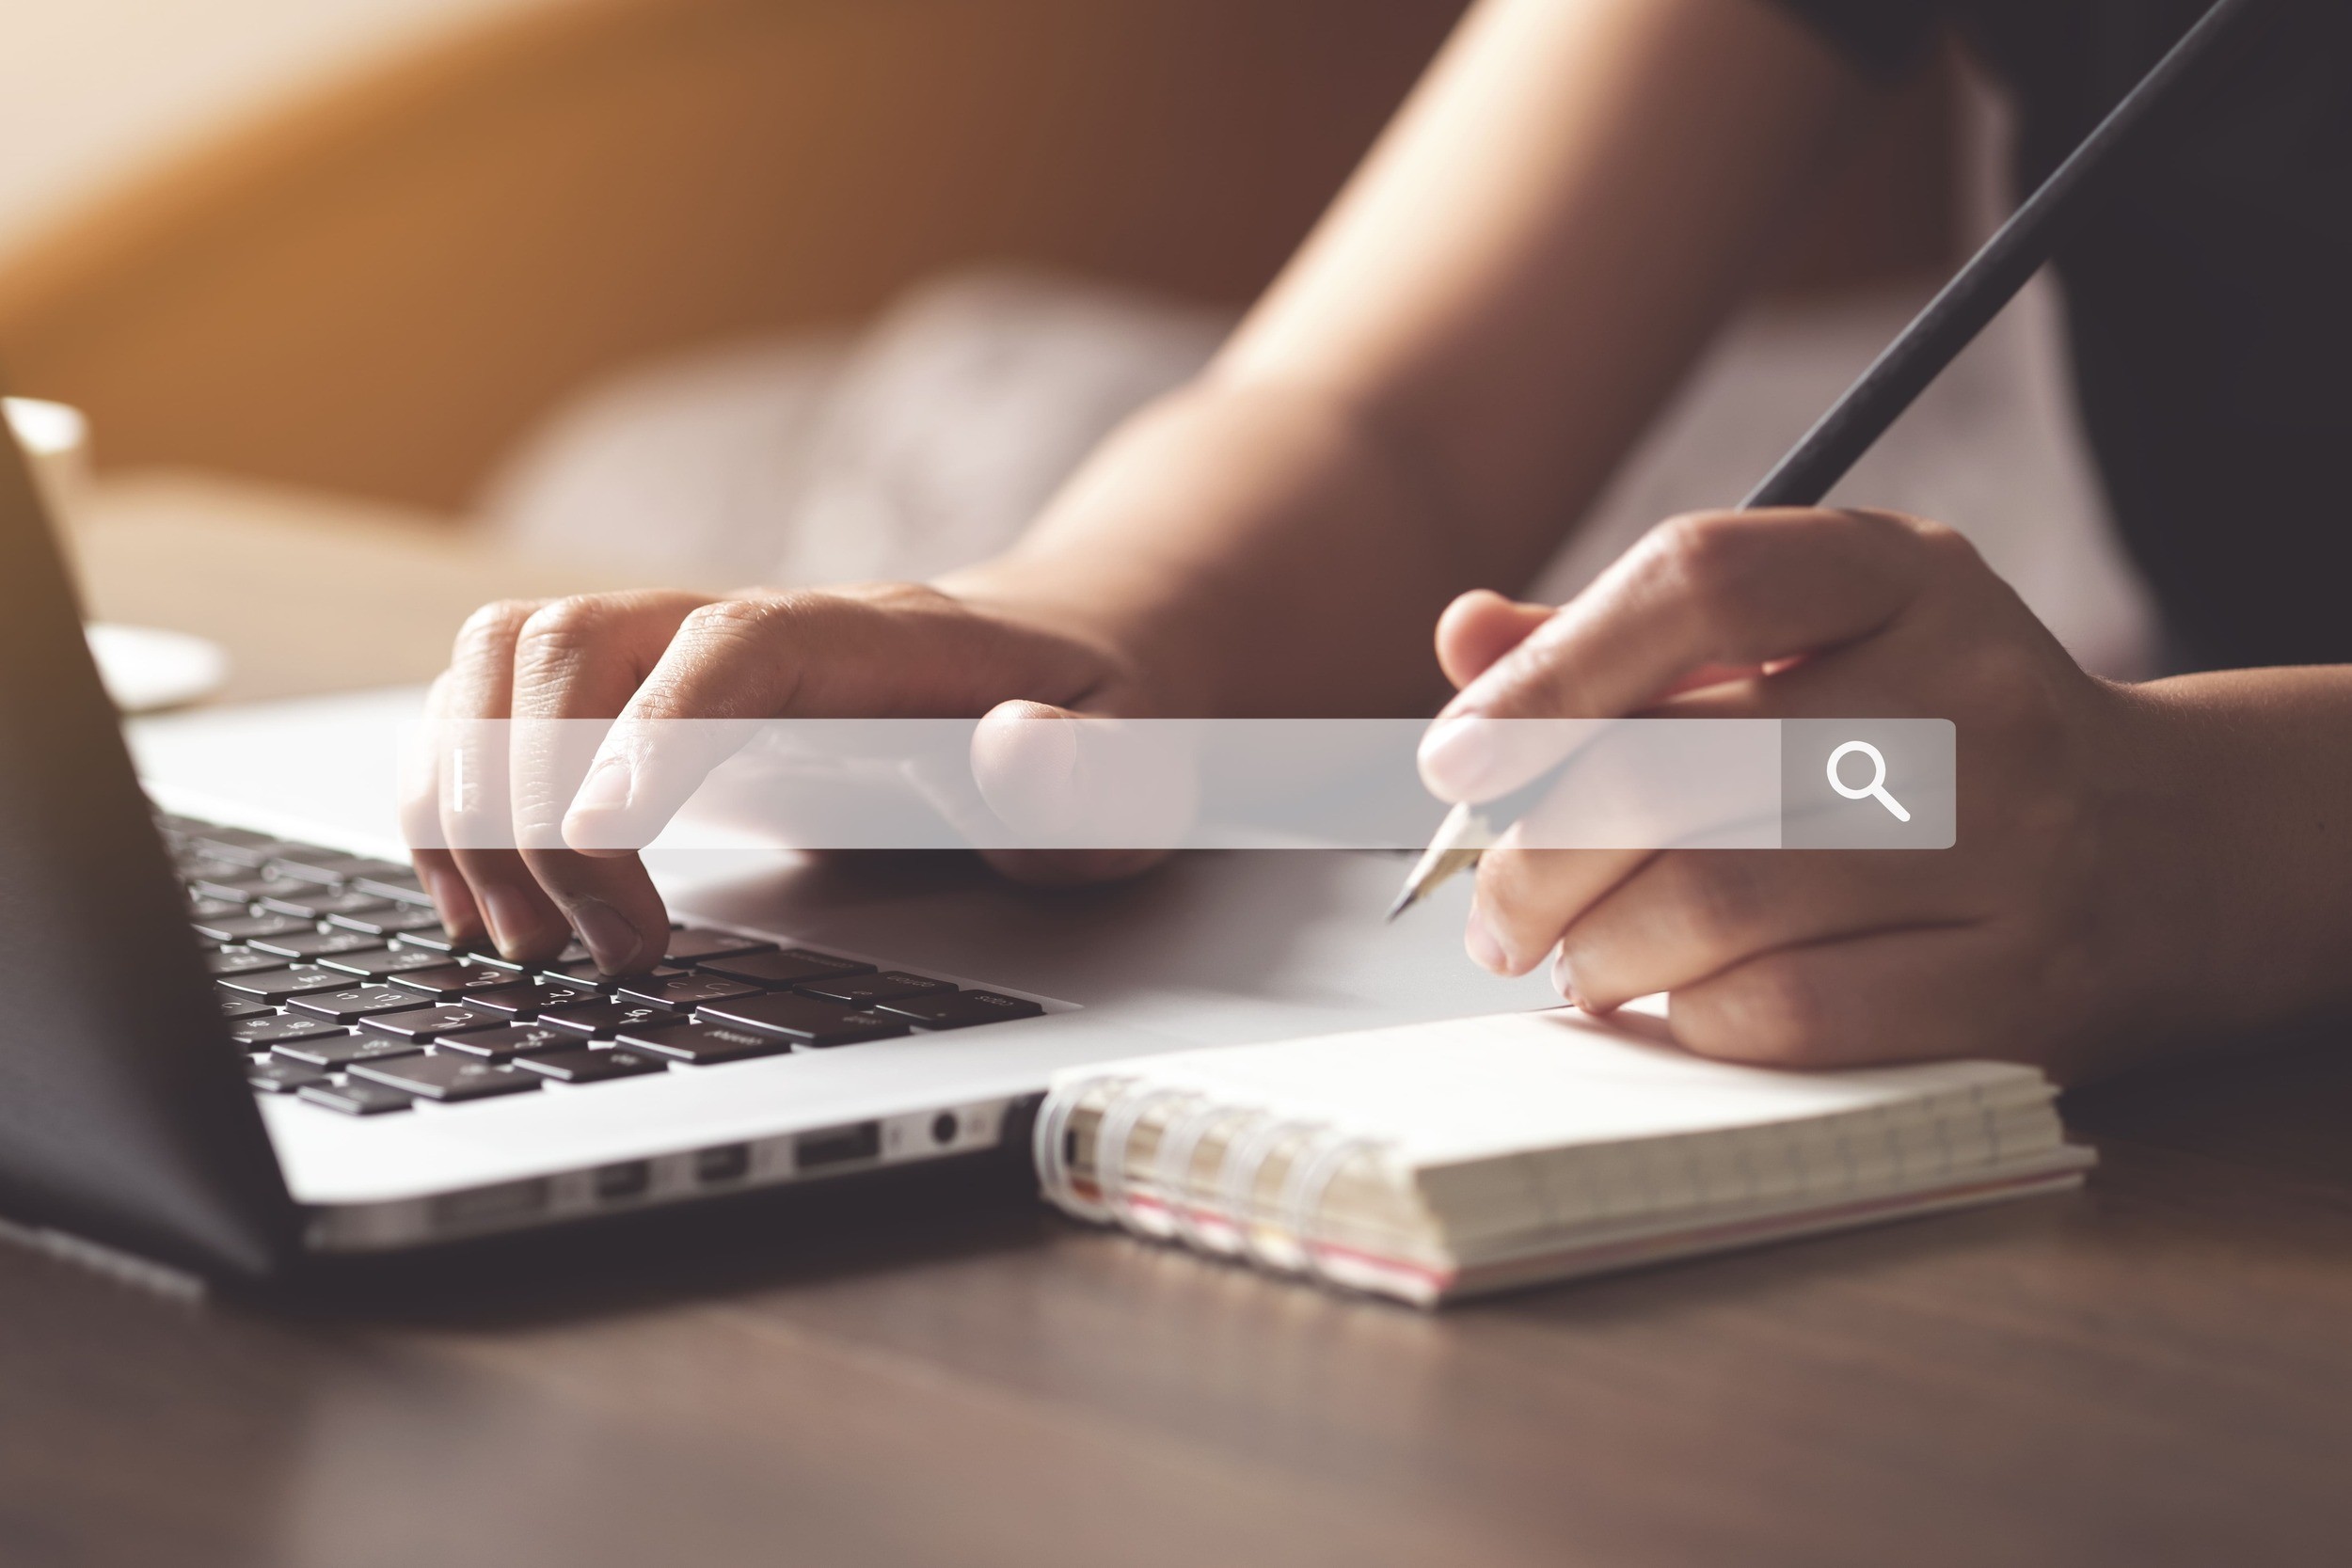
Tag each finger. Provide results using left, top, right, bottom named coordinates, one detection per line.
left=564, top=588, right=1108, bottom=860
left=508, top=591, right=714, bottom=971
left=402, top=670, right=484, bottom=944
left=1422, top=509, right=1938, bottom=800
left=436, top=598, right=573, bottom=960
left=1469, top=842, right=1651, bottom=977
left=1553, top=848, right=1972, bottom=1012
left=1435, top=590, right=1554, bottom=689
left=970, top=701, right=1200, bottom=848
left=1666, top=925, right=2029, bottom=1070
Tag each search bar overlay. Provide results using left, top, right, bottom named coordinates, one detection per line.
left=404, top=718, right=1956, bottom=852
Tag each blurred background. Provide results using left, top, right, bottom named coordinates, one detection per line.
left=0, top=0, right=2157, bottom=709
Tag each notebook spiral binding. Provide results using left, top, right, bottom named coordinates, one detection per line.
left=1034, top=1073, right=1391, bottom=1286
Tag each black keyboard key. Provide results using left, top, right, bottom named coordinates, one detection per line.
left=195, top=874, right=324, bottom=905
left=325, top=904, right=445, bottom=937
left=695, top=948, right=875, bottom=987
left=457, top=983, right=573, bottom=1018
left=217, top=963, right=359, bottom=1001
left=207, top=947, right=290, bottom=977
left=663, top=927, right=777, bottom=964
left=436, top=1022, right=579, bottom=1061
left=273, top=1033, right=426, bottom=1069
left=229, top=1011, right=352, bottom=1048
left=187, top=894, right=247, bottom=921
left=319, top=946, right=453, bottom=981
left=690, top=993, right=909, bottom=1048
left=512, top=1044, right=671, bottom=1083
left=389, top=962, right=528, bottom=1001
left=288, top=985, right=441, bottom=1023
left=350, top=1053, right=542, bottom=1102
left=216, top=990, right=273, bottom=1021
left=191, top=911, right=314, bottom=944
left=352, top=874, right=435, bottom=906
left=389, top=927, right=485, bottom=956
left=297, top=1080, right=414, bottom=1117
left=874, top=989, right=1046, bottom=1029
left=181, top=854, right=262, bottom=882
left=357, top=1004, right=503, bottom=1042
left=266, top=853, right=407, bottom=885
left=792, top=971, right=955, bottom=1006
left=246, top=928, right=388, bottom=961
left=537, top=998, right=680, bottom=1038
left=614, top=973, right=762, bottom=1009
left=537, top=958, right=683, bottom=992
left=183, top=832, right=296, bottom=867
left=258, top=888, right=392, bottom=920
left=614, top=1020, right=794, bottom=1065
left=247, top=1058, right=329, bottom=1094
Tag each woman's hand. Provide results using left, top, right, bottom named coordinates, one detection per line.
left=1422, top=507, right=2205, bottom=1082
left=407, top=581, right=1161, bottom=974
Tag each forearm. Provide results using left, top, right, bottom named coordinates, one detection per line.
left=945, top=378, right=1474, bottom=714
left=953, top=0, right=1867, bottom=715
left=2110, top=668, right=2352, bottom=1050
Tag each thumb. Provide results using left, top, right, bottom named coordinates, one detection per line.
left=1435, top=590, right=1555, bottom=689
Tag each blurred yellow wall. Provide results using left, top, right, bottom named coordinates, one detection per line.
left=0, top=0, right=555, bottom=254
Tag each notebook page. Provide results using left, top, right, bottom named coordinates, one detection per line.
left=1084, top=1009, right=2044, bottom=1167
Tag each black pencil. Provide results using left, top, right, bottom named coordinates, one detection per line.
left=1743, top=0, right=2268, bottom=510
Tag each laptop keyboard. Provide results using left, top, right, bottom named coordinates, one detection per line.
left=154, top=812, right=1045, bottom=1118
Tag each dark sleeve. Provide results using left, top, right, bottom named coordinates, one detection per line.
left=1766, top=0, right=1946, bottom=76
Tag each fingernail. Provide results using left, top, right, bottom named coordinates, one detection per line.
left=572, top=758, right=631, bottom=816
left=1465, top=903, right=1508, bottom=974
left=1419, top=715, right=1494, bottom=800
left=566, top=895, right=646, bottom=974
left=479, top=883, right=546, bottom=958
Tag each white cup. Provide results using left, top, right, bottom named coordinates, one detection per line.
left=5, top=396, right=92, bottom=531
left=3, top=397, right=230, bottom=710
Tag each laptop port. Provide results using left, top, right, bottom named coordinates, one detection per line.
left=694, top=1143, right=751, bottom=1183
left=429, top=1178, right=548, bottom=1230
left=795, top=1121, right=881, bottom=1171
left=930, top=1111, right=959, bottom=1146
left=594, top=1160, right=651, bottom=1200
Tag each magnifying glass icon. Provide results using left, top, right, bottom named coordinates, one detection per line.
left=1826, top=740, right=1910, bottom=822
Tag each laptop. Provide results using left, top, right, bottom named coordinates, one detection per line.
left=0, top=412, right=1553, bottom=1285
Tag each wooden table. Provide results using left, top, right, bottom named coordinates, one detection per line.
left=8, top=480, right=2349, bottom=1568
left=1, top=1032, right=2347, bottom=1566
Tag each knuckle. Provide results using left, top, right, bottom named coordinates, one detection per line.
left=1671, top=855, right=1769, bottom=950
left=507, top=594, right=660, bottom=695
left=515, top=596, right=622, bottom=663
left=1695, top=959, right=1837, bottom=1066
left=453, top=598, right=543, bottom=658
left=1644, top=512, right=1754, bottom=619
left=680, top=594, right=796, bottom=644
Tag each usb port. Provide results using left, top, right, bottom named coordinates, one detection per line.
left=694, top=1144, right=751, bottom=1183
left=594, top=1160, right=650, bottom=1200
left=794, top=1121, right=881, bottom=1171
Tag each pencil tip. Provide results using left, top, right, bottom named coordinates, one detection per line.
left=1383, top=888, right=1418, bottom=924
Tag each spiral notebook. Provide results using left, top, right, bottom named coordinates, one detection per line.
left=1034, top=1007, right=2091, bottom=1307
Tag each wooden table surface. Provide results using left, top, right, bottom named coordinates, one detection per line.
left=8, top=479, right=2350, bottom=1568
left=5, top=1023, right=2347, bottom=1568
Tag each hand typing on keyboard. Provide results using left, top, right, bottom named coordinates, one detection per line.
left=403, top=583, right=1167, bottom=972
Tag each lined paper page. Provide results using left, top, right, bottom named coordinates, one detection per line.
left=1087, top=1010, right=2043, bottom=1167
